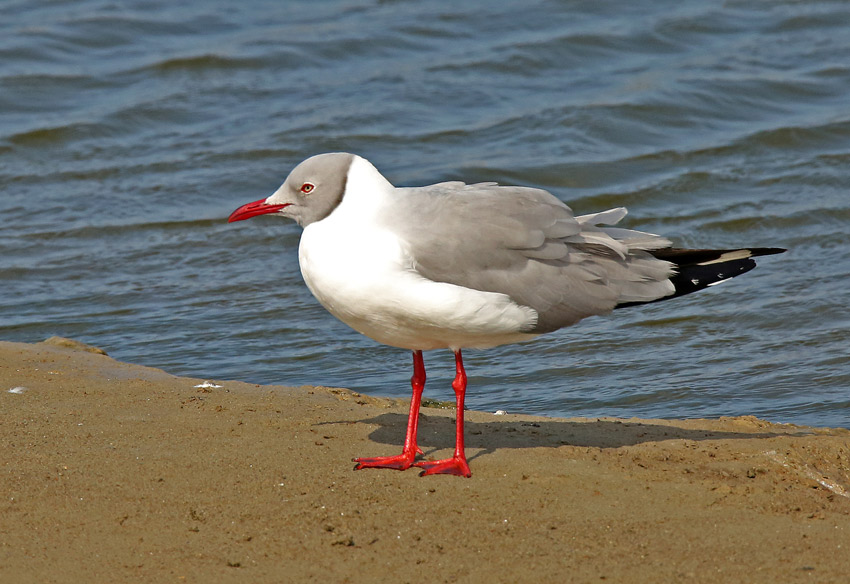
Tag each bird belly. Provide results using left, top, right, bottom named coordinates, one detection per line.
left=298, top=222, right=539, bottom=351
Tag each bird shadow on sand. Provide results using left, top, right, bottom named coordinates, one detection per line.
left=345, top=412, right=810, bottom=462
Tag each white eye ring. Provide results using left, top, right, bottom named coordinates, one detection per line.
left=300, top=183, right=315, bottom=194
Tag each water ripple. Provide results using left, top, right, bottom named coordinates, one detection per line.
left=2, top=0, right=849, bottom=427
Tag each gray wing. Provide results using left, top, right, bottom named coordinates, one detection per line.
left=382, top=181, right=675, bottom=333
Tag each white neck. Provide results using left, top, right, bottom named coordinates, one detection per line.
left=339, top=156, right=395, bottom=209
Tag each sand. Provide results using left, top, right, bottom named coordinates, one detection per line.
left=1, top=337, right=848, bottom=583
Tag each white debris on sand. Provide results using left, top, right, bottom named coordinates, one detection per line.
left=194, top=381, right=223, bottom=389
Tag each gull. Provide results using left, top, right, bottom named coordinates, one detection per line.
left=228, top=152, right=784, bottom=477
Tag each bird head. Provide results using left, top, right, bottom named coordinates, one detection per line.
left=228, top=152, right=355, bottom=227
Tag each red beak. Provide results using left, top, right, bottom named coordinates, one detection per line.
left=228, top=198, right=290, bottom=223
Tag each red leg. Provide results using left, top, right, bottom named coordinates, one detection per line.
left=415, top=349, right=472, bottom=478
left=354, top=350, right=425, bottom=471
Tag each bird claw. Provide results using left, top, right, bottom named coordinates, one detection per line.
left=415, top=457, right=472, bottom=478
left=353, top=452, right=417, bottom=471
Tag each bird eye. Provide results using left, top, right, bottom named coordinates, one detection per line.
left=300, top=183, right=315, bottom=194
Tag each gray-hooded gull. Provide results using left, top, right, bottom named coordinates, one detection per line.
left=228, top=152, right=784, bottom=478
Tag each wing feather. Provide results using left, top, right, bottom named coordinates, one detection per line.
left=382, top=182, right=675, bottom=333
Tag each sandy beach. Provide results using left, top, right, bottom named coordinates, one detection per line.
left=1, top=337, right=848, bottom=583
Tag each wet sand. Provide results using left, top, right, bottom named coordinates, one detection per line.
left=2, top=338, right=848, bottom=583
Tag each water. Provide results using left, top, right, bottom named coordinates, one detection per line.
left=2, top=0, right=849, bottom=428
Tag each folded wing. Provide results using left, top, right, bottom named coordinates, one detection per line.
left=384, top=182, right=679, bottom=333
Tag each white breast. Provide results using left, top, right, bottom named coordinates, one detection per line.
left=297, top=160, right=539, bottom=351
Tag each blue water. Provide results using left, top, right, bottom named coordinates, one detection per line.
left=2, top=0, right=849, bottom=427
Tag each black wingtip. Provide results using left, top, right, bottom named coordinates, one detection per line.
left=748, top=247, right=786, bottom=257
left=667, top=257, right=757, bottom=299
left=616, top=246, right=785, bottom=309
